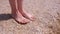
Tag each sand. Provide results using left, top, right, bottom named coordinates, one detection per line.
left=0, top=0, right=60, bottom=34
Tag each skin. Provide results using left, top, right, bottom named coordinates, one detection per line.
left=9, top=0, right=35, bottom=23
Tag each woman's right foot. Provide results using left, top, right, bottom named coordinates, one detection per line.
left=12, top=10, right=30, bottom=23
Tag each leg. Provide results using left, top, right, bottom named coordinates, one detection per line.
left=17, top=0, right=35, bottom=21
left=9, top=0, right=30, bottom=23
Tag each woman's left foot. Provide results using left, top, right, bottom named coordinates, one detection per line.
left=21, top=11, right=35, bottom=21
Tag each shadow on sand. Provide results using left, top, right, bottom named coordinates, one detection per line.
left=0, top=14, right=27, bottom=25
left=0, top=14, right=12, bottom=21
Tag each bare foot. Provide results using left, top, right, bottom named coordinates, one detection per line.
left=17, top=0, right=35, bottom=21
left=12, top=10, right=30, bottom=23
left=20, top=11, right=35, bottom=21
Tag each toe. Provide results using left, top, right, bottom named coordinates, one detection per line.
left=29, top=15, right=36, bottom=21
left=22, top=19, right=30, bottom=23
